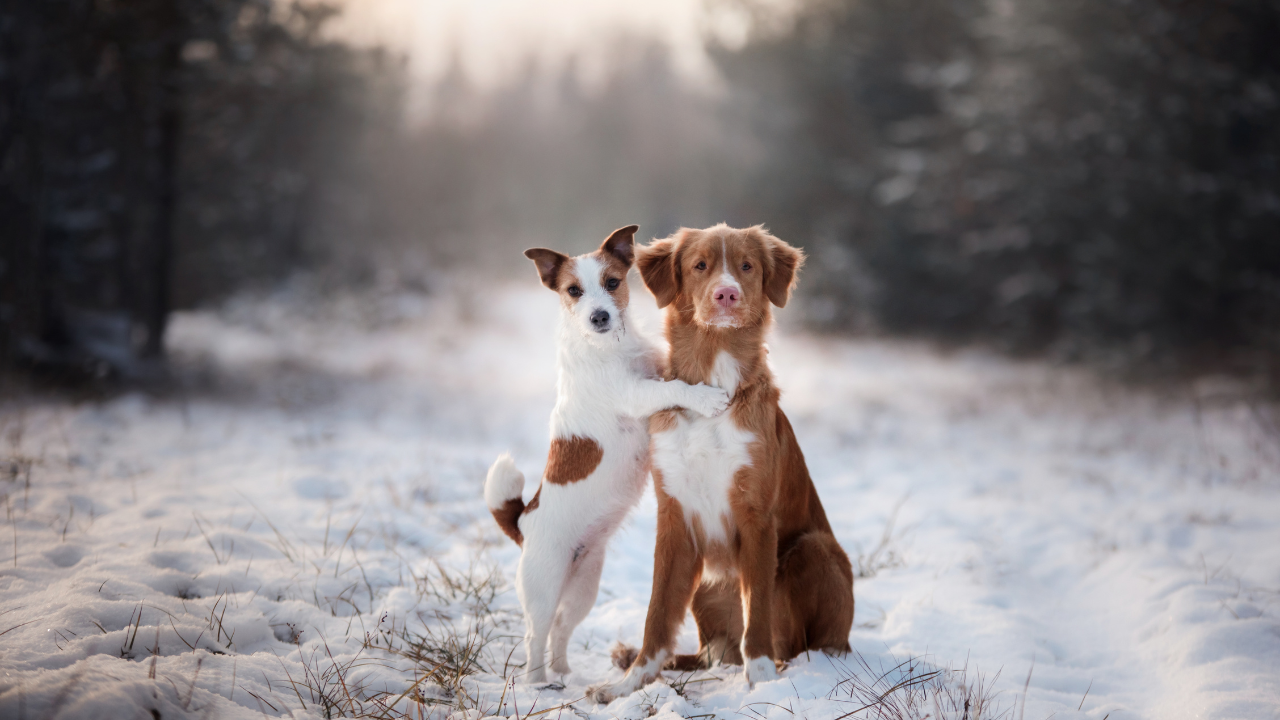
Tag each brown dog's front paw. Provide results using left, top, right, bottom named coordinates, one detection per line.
left=744, top=655, right=780, bottom=686
left=586, top=682, right=621, bottom=704
left=610, top=642, right=639, bottom=671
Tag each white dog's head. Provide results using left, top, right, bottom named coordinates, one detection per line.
left=524, top=225, right=638, bottom=345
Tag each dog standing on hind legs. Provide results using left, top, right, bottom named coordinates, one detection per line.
left=485, top=225, right=731, bottom=684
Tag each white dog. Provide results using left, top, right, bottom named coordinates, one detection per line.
left=485, top=225, right=730, bottom=683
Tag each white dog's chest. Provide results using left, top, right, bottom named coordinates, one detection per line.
left=651, top=411, right=755, bottom=545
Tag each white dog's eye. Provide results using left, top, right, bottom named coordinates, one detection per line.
left=606, top=278, right=620, bottom=291
left=567, top=286, right=583, bottom=298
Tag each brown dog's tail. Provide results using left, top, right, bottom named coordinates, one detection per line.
left=485, top=453, right=525, bottom=545
left=611, top=643, right=706, bottom=672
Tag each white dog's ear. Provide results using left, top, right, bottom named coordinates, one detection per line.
left=637, top=233, right=683, bottom=309
left=524, top=248, right=570, bottom=290
left=752, top=226, right=805, bottom=308
left=600, top=225, right=639, bottom=267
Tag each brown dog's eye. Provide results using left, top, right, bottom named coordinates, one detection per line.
left=741, top=262, right=752, bottom=272
left=695, top=261, right=707, bottom=271
left=606, top=278, right=620, bottom=291
left=567, top=286, right=583, bottom=298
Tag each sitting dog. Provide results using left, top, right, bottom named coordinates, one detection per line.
left=485, top=225, right=731, bottom=683
left=589, top=224, right=854, bottom=702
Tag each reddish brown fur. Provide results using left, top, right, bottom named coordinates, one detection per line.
left=636, top=467, right=705, bottom=658
left=629, top=224, right=854, bottom=674
left=545, top=436, right=604, bottom=485
left=594, top=224, right=636, bottom=313
left=556, top=265, right=584, bottom=308
left=491, top=498, right=525, bottom=545
left=611, top=643, right=640, bottom=671
left=649, top=409, right=678, bottom=434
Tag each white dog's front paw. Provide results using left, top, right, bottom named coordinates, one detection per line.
left=550, top=656, right=571, bottom=676
left=743, top=656, right=779, bottom=687
left=686, top=384, right=731, bottom=417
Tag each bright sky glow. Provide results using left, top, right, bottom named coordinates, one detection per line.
left=325, top=0, right=762, bottom=89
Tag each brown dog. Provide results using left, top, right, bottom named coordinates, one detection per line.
left=588, top=224, right=853, bottom=702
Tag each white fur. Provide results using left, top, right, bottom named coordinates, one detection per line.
left=484, top=453, right=524, bottom=510
left=743, top=655, right=779, bottom=686
left=652, top=352, right=754, bottom=546
left=587, top=649, right=669, bottom=704
left=708, top=350, right=742, bottom=395
left=490, top=256, right=729, bottom=684
left=717, top=237, right=743, bottom=293
left=708, top=237, right=745, bottom=328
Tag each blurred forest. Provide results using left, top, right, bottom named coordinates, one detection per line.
left=2, top=0, right=1278, bottom=383
left=1, top=0, right=404, bottom=374
left=721, top=0, right=1280, bottom=379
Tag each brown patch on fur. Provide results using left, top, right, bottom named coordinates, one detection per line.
left=544, top=436, right=603, bottom=484
left=611, top=643, right=639, bottom=671
left=649, top=409, right=678, bottom=434
left=591, top=225, right=637, bottom=313
left=622, top=224, right=852, bottom=677
left=600, top=224, right=639, bottom=266
left=523, top=486, right=541, bottom=514
left=491, top=498, right=525, bottom=545
left=524, top=248, right=570, bottom=290
left=554, top=263, right=585, bottom=309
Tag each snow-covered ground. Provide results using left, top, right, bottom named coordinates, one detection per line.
left=2, top=279, right=1278, bottom=720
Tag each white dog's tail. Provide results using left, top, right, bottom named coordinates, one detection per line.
left=485, top=453, right=527, bottom=546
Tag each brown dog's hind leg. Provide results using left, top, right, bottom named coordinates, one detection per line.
left=686, top=578, right=744, bottom=668
left=773, top=531, right=854, bottom=660
left=610, top=645, right=706, bottom=672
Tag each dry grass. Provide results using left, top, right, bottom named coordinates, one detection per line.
left=286, top=559, right=517, bottom=719
left=824, top=650, right=1011, bottom=720
left=854, top=496, right=908, bottom=579
left=598, top=648, right=1012, bottom=720
left=0, top=416, right=517, bottom=720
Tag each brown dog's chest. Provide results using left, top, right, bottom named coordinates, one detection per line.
left=651, top=406, right=757, bottom=547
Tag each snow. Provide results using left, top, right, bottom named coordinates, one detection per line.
left=2, top=279, right=1278, bottom=719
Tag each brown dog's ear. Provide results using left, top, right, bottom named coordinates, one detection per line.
left=524, top=248, right=570, bottom=290
left=758, top=228, right=805, bottom=307
left=599, top=225, right=639, bottom=267
left=636, top=236, right=680, bottom=309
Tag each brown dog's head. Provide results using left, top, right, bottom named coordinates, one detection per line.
left=523, top=225, right=638, bottom=343
left=636, top=224, right=804, bottom=329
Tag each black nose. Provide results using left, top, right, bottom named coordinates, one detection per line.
left=590, top=309, right=610, bottom=331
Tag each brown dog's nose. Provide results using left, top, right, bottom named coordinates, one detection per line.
left=713, top=286, right=739, bottom=308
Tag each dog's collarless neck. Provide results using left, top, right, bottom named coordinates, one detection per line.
left=665, top=319, right=770, bottom=394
